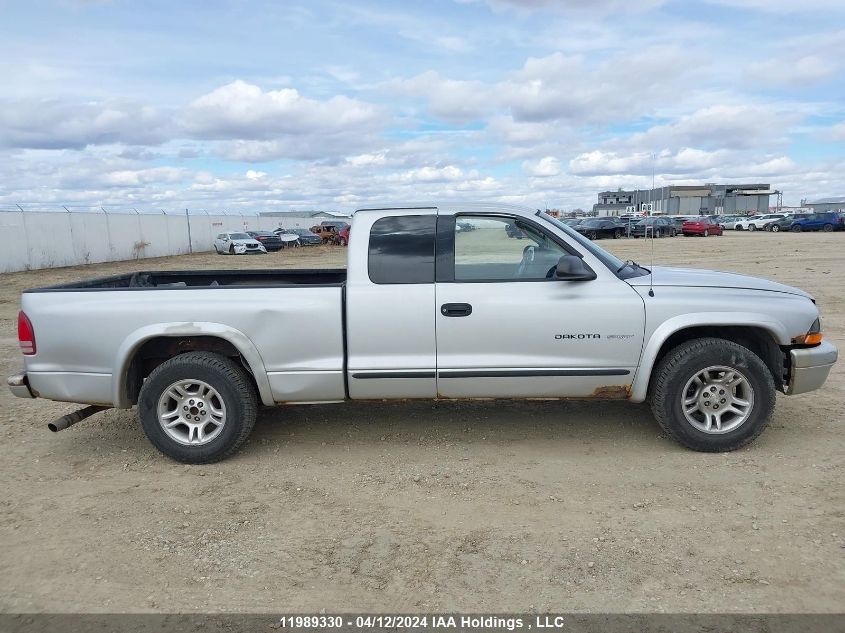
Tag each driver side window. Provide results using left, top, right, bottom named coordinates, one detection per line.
left=453, top=215, right=567, bottom=282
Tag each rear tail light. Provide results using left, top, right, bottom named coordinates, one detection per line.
left=18, top=311, right=36, bottom=355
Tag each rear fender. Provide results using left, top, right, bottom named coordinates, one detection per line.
left=113, top=322, right=274, bottom=408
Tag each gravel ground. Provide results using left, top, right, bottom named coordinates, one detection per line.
left=1, top=232, right=843, bottom=613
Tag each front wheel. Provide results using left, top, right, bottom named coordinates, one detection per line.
left=823, top=223, right=834, bottom=232
left=649, top=338, right=775, bottom=452
left=703, top=230, right=709, bottom=237
left=792, top=225, right=802, bottom=232
left=614, top=229, right=622, bottom=239
left=138, top=352, right=258, bottom=463
left=771, top=224, right=781, bottom=233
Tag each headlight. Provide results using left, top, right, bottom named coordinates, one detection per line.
left=792, top=317, right=823, bottom=345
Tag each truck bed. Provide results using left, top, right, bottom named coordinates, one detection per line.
left=24, top=268, right=347, bottom=292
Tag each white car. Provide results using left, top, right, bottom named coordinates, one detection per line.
left=214, top=231, right=267, bottom=255
left=732, top=214, right=788, bottom=231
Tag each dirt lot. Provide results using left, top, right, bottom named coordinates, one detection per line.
left=1, top=232, right=843, bottom=613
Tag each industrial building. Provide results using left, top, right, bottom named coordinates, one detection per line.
left=593, top=183, right=773, bottom=216
left=805, top=197, right=845, bottom=213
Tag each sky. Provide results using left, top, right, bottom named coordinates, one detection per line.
left=1, top=0, right=844, bottom=213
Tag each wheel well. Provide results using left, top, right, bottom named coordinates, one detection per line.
left=651, top=326, right=786, bottom=394
left=125, top=336, right=257, bottom=405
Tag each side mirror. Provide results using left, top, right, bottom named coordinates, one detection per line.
left=555, top=255, right=597, bottom=281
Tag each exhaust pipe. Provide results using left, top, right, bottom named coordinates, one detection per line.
left=48, top=405, right=109, bottom=432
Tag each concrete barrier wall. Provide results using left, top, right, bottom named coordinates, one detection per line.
left=0, top=211, right=328, bottom=273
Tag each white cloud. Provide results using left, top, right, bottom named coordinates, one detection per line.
left=745, top=55, right=839, bottom=87
left=391, top=71, right=493, bottom=123
left=183, top=80, right=381, bottom=140
left=523, top=156, right=561, bottom=177
left=0, top=98, right=170, bottom=149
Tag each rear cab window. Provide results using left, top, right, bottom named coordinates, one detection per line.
left=368, top=215, right=436, bottom=284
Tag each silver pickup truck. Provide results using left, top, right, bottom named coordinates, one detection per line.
left=8, top=204, right=837, bottom=463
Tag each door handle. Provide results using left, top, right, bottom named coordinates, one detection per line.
left=441, top=303, right=472, bottom=317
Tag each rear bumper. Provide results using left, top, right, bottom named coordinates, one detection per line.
left=787, top=340, right=838, bottom=395
left=7, top=373, right=35, bottom=399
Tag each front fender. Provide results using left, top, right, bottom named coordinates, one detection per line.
left=113, top=322, right=274, bottom=408
left=629, top=312, right=788, bottom=403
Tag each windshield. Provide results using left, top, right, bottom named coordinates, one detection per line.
left=229, top=232, right=250, bottom=240
left=537, top=211, right=633, bottom=275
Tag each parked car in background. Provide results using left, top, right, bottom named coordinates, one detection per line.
left=763, top=215, right=797, bottom=232
left=733, top=213, right=788, bottom=231
left=630, top=217, right=676, bottom=238
left=562, top=218, right=585, bottom=229
left=682, top=216, right=723, bottom=237
left=790, top=212, right=845, bottom=232
left=213, top=232, right=267, bottom=255
left=311, top=225, right=343, bottom=245
left=717, top=215, right=738, bottom=229
left=245, top=231, right=284, bottom=252
left=275, top=227, right=322, bottom=246
left=575, top=218, right=624, bottom=240
left=456, top=221, right=476, bottom=232
left=721, top=216, right=746, bottom=230
left=338, top=224, right=351, bottom=246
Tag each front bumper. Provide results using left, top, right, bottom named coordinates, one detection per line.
left=8, top=373, right=35, bottom=399
left=787, top=340, right=838, bottom=395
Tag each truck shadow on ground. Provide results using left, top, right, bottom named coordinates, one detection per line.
left=245, top=398, right=671, bottom=453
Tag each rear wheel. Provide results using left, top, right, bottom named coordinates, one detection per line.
left=588, top=230, right=598, bottom=240
left=771, top=224, right=781, bottom=233
left=650, top=338, right=775, bottom=452
left=823, top=223, right=834, bottom=232
left=138, top=352, right=258, bottom=463
left=792, top=225, right=802, bottom=232
left=748, top=224, right=757, bottom=231
left=614, top=228, right=622, bottom=239
left=703, top=229, right=709, bottom=237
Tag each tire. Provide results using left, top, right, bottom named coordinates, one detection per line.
left=214, top=245, right=220, bottom=254
left=823, top=224, right=834, bottom=232
left=748, top=224, right=756, bottom=231
left=792, top=225, right=802, bottom=233
left=703, top=230, right=709, bottom=237
left=655, top=229, right=662, bottom=238
left=649, top=338, right=775, bottom=452
left=670, top=229, right=677, bottom=237
left=771, top=224, right=780, bottom=233
left=138, top=352, right=258, bottom=464
left=588, top=231, right=597, bottom=240
left=614, top=229, right=622, bottom=239
left=229, top=244, right=235, bottom=255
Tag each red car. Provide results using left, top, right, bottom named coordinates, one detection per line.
left=338, top=224, right=350, bottom=246
left=682, top=216, right=723, bottom=237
